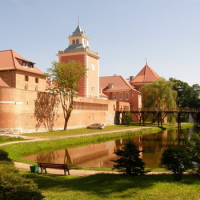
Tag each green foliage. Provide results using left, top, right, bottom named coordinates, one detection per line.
left=0, top=149, right=12, bottom=162
left=0, top=150, right=44, bottom=200
left=123, top=112, right=133, bottom=126
left=1, top=174, right=44, bottom=200
left=141, top=78, right=177, bottom=109
left=169, top=78, right=200, bottom=109
left=112, top=140, right=145, bottom=176
left=160, top=146, right=192, bottom=181
left=47, top=61, right=87, bottom=130
left=186, top=133, right=200, bottom=174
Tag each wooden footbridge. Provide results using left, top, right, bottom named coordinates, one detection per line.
left=116, top=108, right=200, bottom=129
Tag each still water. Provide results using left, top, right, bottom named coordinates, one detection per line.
left=25, top=127, right=196, bottom=168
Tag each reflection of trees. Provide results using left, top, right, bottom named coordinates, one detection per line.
left=64, top=149, right=72, bottom=165
left=34, top=92, right=60, bottom=131
left=36, top=152, right=58, bottom=163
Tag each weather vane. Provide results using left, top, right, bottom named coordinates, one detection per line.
left=145, top=58, right=147, bottom=65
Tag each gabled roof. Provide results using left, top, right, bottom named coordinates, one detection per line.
left=100, top=76, right=140, bottom=93
left=0, top=77, right=9, bottom=88
left=130, top=64, right=160, bottom=84
left=0, top=50, right=44, bottom=75
left=72, top=25, right=85, bottom=36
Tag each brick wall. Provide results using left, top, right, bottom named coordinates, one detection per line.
left=0, top=87, right=116, bottom=134
left=0, top=70, right=46, bottom=91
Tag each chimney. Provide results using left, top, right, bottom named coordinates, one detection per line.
left=130, top=76, right=134, bottom=81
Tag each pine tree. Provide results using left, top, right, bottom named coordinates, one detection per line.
left=112, top=140, right=145, bottom=176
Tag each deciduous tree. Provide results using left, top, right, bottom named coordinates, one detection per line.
left=140, top=78, right=177, bottom=110
left=47, top=61, right=87, bottom=130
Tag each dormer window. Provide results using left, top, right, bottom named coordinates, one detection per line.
left=29, top=63, right=33, bottom=68
left=76, top=39, right=79, bottom=44
left=22, top=61, right=34, bottom=68
left=23, top=62, right=28, bottom=67
left=108, top=83, right=113, bottom=89
left=72, top=39, right=75, bottom=44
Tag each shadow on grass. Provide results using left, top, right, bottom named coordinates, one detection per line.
left=25, top=173, right=200, bottom=198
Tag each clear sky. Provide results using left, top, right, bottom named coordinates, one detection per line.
left=1, top=0, right=200, bottom=86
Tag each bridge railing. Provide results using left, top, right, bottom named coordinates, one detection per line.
left=115, top=107, right=200, bottom=112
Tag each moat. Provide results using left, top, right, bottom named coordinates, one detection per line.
left=25, top=127, right=196, bottom=168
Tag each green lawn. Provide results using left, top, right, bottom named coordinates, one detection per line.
left=24, top=173, right=200, bottom=200
left=0, top=136, right=25, bottom=144
left=21, top=123, right=181, bottom=137
left=21, top=124, right=143, bottom=137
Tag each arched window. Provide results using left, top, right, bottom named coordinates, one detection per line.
left=76, top=39, right=79, bottom=44
left=72, top=40, right=75, bottom=45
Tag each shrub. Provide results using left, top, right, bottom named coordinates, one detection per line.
left=186, top=133, right=200, bottom=175
left=1, top=173, right=44, bottom=200
left=112, top=140, right=145, bottom=176
left=0, top=149, right=12, bottom=162
left=123, top=112, right=133, bottom=126
left=160, top=146, right=192, bottom=181
left=0, top=150, right=44, bottom=199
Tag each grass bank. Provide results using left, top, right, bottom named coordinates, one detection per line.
left=24, top=173, right=200, bottom=200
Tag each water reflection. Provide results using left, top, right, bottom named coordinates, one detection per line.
left=24, top=127, right=195, bottom=168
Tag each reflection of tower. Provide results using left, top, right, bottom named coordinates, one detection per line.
left=57, top=24, right=100, bottom=98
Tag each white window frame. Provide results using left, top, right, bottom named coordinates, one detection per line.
left=119, top=92, right=123, bottom=100
left=125, top=92, right=129, bottom=100
left=112, top=93, right=116, bottom=100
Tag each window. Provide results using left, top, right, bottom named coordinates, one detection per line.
left=119, top=93, right=123, bottom=100
left=91, top=86, right=95, bottom=92
left=25, top=83, right=28, bottom=90
left=113, top=93, right=116, bottom=100
left=25, top=76, right=28, bottom=82
left=29, top=63, right=33, bottom=68
left=108, top=83, right=113, bottom=89
left=35, top=78, right=39, bottom=83
left=76, top=39, right=79, bottom=44
left=125, top=92, right=129, bottom=100
left=72, top=40, right=75, bottom=44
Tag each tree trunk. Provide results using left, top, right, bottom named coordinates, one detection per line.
left=63, top=99, right=73, bottom=131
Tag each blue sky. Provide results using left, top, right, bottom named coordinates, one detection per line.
left=1, top=0, right=200, bottom=86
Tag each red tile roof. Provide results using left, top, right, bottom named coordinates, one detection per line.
left=0, top=77, right=9, bottom=88
left=0, top=50, right=44, bottom=75
left=130, top=64, right=160, bottom=84
left=100, top=76, right=140, bottom=93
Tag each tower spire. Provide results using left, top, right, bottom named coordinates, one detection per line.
left=78, top=16, right=79, bottom=26
left=145, top=58, right=147, bottom=65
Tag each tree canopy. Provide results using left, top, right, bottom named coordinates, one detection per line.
left=140, top=78, right=177, bottom=109
left=47, top=61, right=87, bottom=130
left=169, top=78, right=200, bottom=109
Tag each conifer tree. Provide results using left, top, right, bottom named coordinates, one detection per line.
left=112, top=140, right=145, bottom=176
